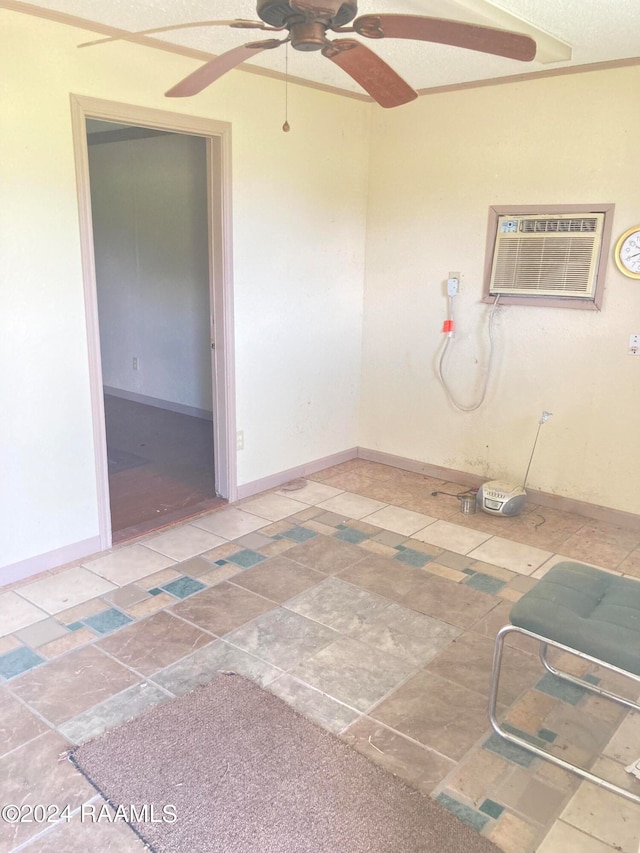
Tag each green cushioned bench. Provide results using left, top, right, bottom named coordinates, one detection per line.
left=489, top=561, right=640, bottom=804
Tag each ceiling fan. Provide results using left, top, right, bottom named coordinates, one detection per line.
left=83, top=1, right=537, bottom=108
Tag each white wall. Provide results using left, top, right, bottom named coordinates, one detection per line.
left=0, top=8, right=369, bottom=573
left=89, top=130, right=212, bottom=413
left=361, top=66, right=640, bottom=515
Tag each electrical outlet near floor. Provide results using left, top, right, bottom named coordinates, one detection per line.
left=236, top=430, right=244, bottom=450
left=629, top=335, right=640, bottom=356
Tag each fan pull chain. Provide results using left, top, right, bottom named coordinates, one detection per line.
left=282, top=43, right=290, bottom=132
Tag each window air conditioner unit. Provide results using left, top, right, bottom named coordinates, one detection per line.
left=488, top=213, right=605, bottom=299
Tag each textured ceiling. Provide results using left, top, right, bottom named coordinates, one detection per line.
left=9, top=0, right=640, bottom=99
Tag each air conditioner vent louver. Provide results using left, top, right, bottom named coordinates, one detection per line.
left=520, top=217, right=598, bottom=234
left=489, top=213, right=605, bottom=299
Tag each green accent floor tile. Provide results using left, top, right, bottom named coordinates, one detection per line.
left=479, top=799, right=504, bottom=819
left=464, top=572, right=505, bottom=594
left=536, top=673, right=588, bottom=705
left=333, top=528, right=369, bottom=544
left=227, top=549, right=267, bottom=568
left=0, top=646, right=45, bottom=679
left=84, top=608, right=133, bottom=635
left=394, top=548, right=432, bottom=568
left=162, top=576, right=206, bottom=599
left=67, top=621, right=85, bottom=631
left=538, top=728, right=557, bottom=743
left=483, top=732, right=535, bottom=767
left=282, top=526, right=317, bottom=543
left=435, top=793, right=489, bottom=832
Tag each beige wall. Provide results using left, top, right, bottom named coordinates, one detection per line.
left=0, top=9, right=369, bottom=572
left=361, top=65, right=640, bottom=514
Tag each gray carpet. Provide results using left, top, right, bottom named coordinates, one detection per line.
left=70, top=673, right=501, bottom=853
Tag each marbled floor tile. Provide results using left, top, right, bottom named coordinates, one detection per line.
left=617, top=546, right=640, bottom=578
left=169, top=581, right=275, bottom=636
left=275, top=479, right=345, bottom=505
left=412, top=519, right=492, bottom=555
left=360, top=505, right=437, bottom=537
left=467, top=537, right=553, bottom=576
left=289, top=635, right=415, bottom=712
left=602, top=712, right=640, bottom=766
left=96, top=610, right=213, bottom=676
left=22, top=805, right=147, bottom=852
left=59, top=682, right=169, bottom=745
left=15, top=617, right=69, bottom=648
left=559, top=781, right=640, bottom=852
left=369, top=669, right=492, bottom=761
left=543, top=702, right=623, bottom=768
left=191, top=506, right=267, bottom=539
left=230, top=555, right=324, bottom=603
left=0, top=686, right=50, bottom=757
left=285, top=576, right=392, bottom=633
left=141, top=524, right=227, bottom=561
left=401, top=572, right=498, bottom=629
left=268, top=673, right=360, bottom=734
left=8, top=645, right=140, bottom=726
left=283, top=534, right=366, bottom=574
left=556, top=531, right=636, bottom=571
left=82, top=545, right=175, bottom=586
left=488, top=811, right=543, bottom=853
left=442, top=746, right=512, bottom=805
left=239, top=492, right=309, bottom=521
left=424, top=631, right=540, bottom=704
left=342, top=716, right=456, bottom=793
left=0, top=731, right=96, bottom=850
left=0, top=591, right=49, bottom=637
left=224, top=607, right=338, bottom=671
left=494, top=767, right=570, bottom=826
left=151, top=640, right=281, bottom=696
left=338, top=552, right=431, bottom=602
left=537, top=821, right=622, bottom=853
left=316, top=491, right=388, bottom=520
left=16, top=567, right=116, bottom=615
left=349, top=601, right=462, bottom=666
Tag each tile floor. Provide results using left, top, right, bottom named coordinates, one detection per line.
left=1, top=459, right=639, bottom=852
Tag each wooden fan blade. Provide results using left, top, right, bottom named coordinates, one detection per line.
left=322, top=39, right=417, bottom=108
left=78, top=20, right=273, bottom=49
left=165, top=40, right=282, bottom=97
left=354, top=14, right=536, bottom=62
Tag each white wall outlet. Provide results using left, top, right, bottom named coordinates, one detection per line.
left=132, top=357, right=138, bottom=370
left=236, top=430, right=244, bottom=450
left=629, top=335, right=640, bottom=356
left=447, top=271, right=460, bottom=296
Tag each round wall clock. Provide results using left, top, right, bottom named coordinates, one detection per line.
left=615, top=226, right=640, bottom=279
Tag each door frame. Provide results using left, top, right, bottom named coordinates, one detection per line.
left=70, top=94, right=237, bottom=551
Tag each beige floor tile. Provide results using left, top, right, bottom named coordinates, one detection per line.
left=16, top=566, right=116, bottom=615
left=468, top=536, right=553, bottom=575
left=83, top=545, right=175, bottom=586
left=142, top=524, right=227, bottom=561
left=0, top=591, right=49, bottom=638
left=275, top=479, right=344, bottom=504
left=360, top=505, right=436, bottom=536
left=560, top=781, right=640, bottom=852
left=412, top=519, right=492, bottom=554
left=191, top=506, right=268, bottom=538
left=316, top=491, right=388, bottom=519
left=239, top=492, right=310, bottom=521
left=537, top=820, right=627, bottom=853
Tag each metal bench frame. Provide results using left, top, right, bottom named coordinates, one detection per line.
left=489, top=623, right=640, bottom=804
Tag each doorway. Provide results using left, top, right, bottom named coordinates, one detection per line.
left=71, top=97, right=236, bottom=551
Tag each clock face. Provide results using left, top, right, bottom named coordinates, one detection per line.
left=616, top=227, right=640, bottom=278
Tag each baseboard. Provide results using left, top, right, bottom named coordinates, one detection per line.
left=236, top=448, right=359, bottom=500
left=104, top=386, right=213, bottom=421
left=0, top=536, right=103, bottom=587
left=359, top=447, right=640, bottom=532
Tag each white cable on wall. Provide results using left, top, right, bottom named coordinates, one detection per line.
left=437, top=293, right=501, bottom=412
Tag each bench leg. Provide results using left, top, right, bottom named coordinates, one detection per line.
left=489, top=624, right=640, bottom=805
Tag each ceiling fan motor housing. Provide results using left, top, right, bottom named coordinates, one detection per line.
left=257, top=0, right=358, bottom=29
